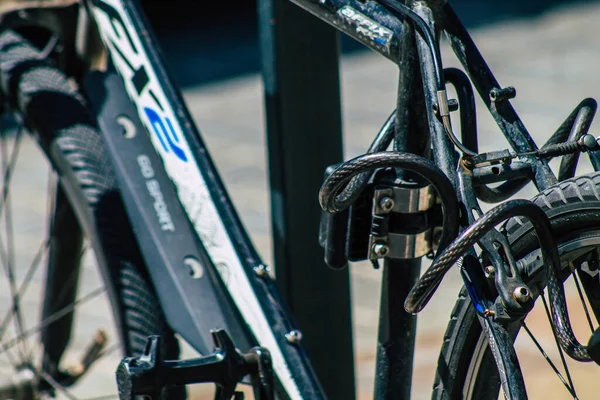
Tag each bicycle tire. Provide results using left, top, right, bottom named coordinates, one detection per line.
left=432, top=172, right=600, bottom=399
left=0, top=29, right=180, bottom=396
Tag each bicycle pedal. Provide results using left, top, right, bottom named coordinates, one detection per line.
left=67, top=329, right=108, bottom=377
left=116, top=330, right=274, bottom=400
left=586, top=327, right=600, bottom=365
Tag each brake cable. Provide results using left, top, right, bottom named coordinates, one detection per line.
left=375, top=0, right=478, bottom=157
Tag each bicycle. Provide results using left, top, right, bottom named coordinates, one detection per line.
left=0, top=0, right=598, bottom=399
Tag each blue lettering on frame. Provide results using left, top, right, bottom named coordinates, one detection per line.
left=144, top=107, right=188, bottom=162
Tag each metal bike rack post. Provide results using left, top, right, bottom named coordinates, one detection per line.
left=257, top=1, right=356, bottom=399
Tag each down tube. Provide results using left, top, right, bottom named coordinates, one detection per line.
left=88, top=0, right=325, bottom=398
left=289, top=0, right=407, bottom=62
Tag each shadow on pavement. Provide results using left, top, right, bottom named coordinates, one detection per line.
left=141, top=0, right=598, bottom=88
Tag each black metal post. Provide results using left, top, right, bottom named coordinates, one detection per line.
left=373, top=20, right=424, bottom=400
left=257, top=2, right=355, bottom=399
left=374, top=259, right=421, bottom=400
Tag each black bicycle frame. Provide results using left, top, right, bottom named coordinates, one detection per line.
left=288, top=0, right=560, bottom=398
left=34, top=0, right=570, bottom=398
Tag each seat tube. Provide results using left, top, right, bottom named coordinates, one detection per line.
left=373, top=18, right=425, bottom=400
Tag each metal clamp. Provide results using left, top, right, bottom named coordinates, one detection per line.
left=369, top=184, right=437, bottom=260
left=373, top=184, right=435, bottom=215
left=368, top=231, right=432, bottom=260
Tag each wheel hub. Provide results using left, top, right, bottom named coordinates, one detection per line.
left=0, top=367, right=37, bottom=400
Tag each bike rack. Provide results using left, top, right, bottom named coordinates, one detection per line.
left=257, top=1, right=356, bottom=399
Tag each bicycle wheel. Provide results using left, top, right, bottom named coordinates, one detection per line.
left=432, top=173, right=600, bottom=399
left=0, top=30, right=181, bottom=399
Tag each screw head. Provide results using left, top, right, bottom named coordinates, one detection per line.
left=373, top=243, right=390, bottom=258
left=513, top=286, right=531, bottom=304
left=483, top=308, right=495, bottom=318
left=579, top=134, right=599, bottom=151
left=462, top=157, right=475, bottom=169
left=379, top=197, right=395, bottom=213
left=489, top=88, right=499, bottom=101
left=285, top=330, right=303, bottom=345
left=254, top=264, right=272, bottom=278
left=484, top=266, right=495, bottom=277
left=448, top=98, right=459, bottom=112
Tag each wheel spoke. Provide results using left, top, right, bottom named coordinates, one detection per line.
left=0, top=126, right=29, bottom=363
left=36, top=339, right=120, bottom=400
left=0, top=287, right=106, bottom=356
left=0, top=238, right=27, bottom=363
left=0, top=239, right=50, bottom=342
left=0, top=335, right=19, bottom=370
left=0, top=239, right=88, bottom=348
left=0, top=122, right=24, bottom=221
left=82, top=395, right=119, bottom=400
left=46, top=169, right=57, bottom=237
left=521, top=321, right=577, bottom=398
left=570, top=261, right=596, bottom=332
left=2, top=129, right=30, bottom=363
left=35, top=368, right=79, bottom=400
left=0, top=120, right=25, bottom=372
left=540, top=292, right=579, bottom=399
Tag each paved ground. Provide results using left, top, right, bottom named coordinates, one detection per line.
left=2, top=1, right=600, bottom=399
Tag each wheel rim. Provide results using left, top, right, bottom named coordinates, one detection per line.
left=463, top=231, right=600, bottom=399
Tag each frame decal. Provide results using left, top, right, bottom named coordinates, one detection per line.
left=337, top=5, right=393, bottom=53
